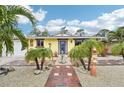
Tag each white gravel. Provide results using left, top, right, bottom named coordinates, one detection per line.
left=75, top=66, right=124, bottom=87
left=0, top=66, right=51, bottom=87
left=1, top=65, right=124, bottom=87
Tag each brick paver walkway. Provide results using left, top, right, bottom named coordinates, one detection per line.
left=44, top=65, right=82, bottom=87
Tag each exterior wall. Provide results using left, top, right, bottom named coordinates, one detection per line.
left=28, top=38, right=75, bottom=55
left=28, top=39, right=36, bottom=49
left=2, top=40, right=27, bottom=57
left=67, top=39, right=75, bottom=53
left=44, top=39, right=58, bottom=54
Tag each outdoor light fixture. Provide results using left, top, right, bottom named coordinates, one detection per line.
left=48, top=43, right=51, bottom=48
left=70, top=39, right=73, bottom=43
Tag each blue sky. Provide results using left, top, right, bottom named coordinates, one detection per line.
left=18, top=5, right=124, bottom=35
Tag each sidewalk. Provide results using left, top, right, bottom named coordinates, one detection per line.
left=0, top=56, right=25, bottom=66
left=45, top=65, right=81, bottom=87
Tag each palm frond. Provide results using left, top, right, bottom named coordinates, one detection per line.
left=12, top=29, right=28, bottom=50
left=111, top=42, right=124, bottom=56
left=9, top=5, right=36, bottom=27
left=25, top=48, right=53, bottom=62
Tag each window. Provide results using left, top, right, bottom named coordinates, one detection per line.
left=30, top=39, right=33, bottom=47
left=36, top=39, right=44, bottom=47
left=75, top=39, right=83, bottom=46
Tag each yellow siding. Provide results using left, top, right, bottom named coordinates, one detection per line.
left=67, top=39, right=75, bottom=53
left=44, top=39, right=58, bottom=54
left=28, top=39, right=36, bottom=49
left=28, top=38, right=75, bottom=55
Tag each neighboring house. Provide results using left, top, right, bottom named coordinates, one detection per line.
left=2, top=39, right=27, bottom=57
left=27, top=33, right=105, bottom=55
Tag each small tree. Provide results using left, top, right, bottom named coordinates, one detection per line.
left=111, top=42, right=124, bottom=62
left=38, top=48, right=53, bottom=70
left=82, top=39, right=104, bottom=71
left=107, top=27, right=124, bottom=61
left=25, top=49, right=40, bottom=70
left=25, top=48, right=53, bottom=70
left=69, top=45, right=89, bottom=70
left=107, top=27, right=124, bottom=42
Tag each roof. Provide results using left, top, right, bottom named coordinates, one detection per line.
left=55, top=33, right=72, bottom=37
left=26, top=36, right=106, bottom=39
left=27, top=33, right=106, bottom=39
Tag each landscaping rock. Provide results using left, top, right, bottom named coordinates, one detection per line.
left=8, top=66, right=15, bottom=72
left=47, top=61, right=54, bottom=67
left=34, top=70, right=41, bottom=75
left=45, top=66, right=50, bottom=70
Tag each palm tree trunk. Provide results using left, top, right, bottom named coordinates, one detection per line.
left=35, top=58, right=40, bottom=70
left=41, top=57, right=45, bottom=70
left=80, top=58, right=86, bottom=70
left=88, top=48, right=92, bottom=71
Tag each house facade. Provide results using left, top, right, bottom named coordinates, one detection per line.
left=27, top=34, right=106, bottom=55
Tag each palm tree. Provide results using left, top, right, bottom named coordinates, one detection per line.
left=29, top=28, right=42, bottom=36
left=42, top=29, right=49, bottom=37
left=0, top=5, right=36, bottom=56
left=82, top=39, right=104, bottom=71
left=69, top=45, right=89, bottom=70
left=25, top=49, right=40, bottom=70
left=107, top=27, right=124, bottom=42
left=107, top=27, right=124, bottom=61
left=38, top=48, right=53, bottom=70
left=111, top=42, right=124, bottom=61
left=75, top=29, right=85, bottom=36
left=60, top=26, right=68, bottom=34
left=96, top=29, right=110, bottom=37
left=25, top=48, right=53, bottom=70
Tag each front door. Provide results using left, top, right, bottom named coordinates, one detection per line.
left=59, top=40, right=67, bottom=54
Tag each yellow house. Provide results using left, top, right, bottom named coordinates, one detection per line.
left=27, top=33, right=105, bottom=55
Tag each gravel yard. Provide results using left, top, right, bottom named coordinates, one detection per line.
left=75, top=66, right=124, bottom=87
left=0, top=66, right=51, bottom=87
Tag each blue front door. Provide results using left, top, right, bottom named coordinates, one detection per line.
left=59, top=40, right=67, bottom=54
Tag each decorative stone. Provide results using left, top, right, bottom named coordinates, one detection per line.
left=34, top=70, right=41, bottom=75
left=47, top=61, right=54, bottom=67
left=8, top=66, right=15, bottom=72
left=54, top=73, right=59, bottom=76
left=67, top=73, right=72, bottom=76
left=66, top=66, right=70, bottom=68
left=45, top=66, right=50, bottom=70
left=56, top=66, right=60, bottom=68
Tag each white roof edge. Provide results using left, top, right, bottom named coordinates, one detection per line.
left=26, top=36, right=106, bottom=39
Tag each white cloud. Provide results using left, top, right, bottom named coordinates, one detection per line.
left=66, top=26, right=80, bottom=35
left=36, top=25, right=45, bottom=32
left=46, top=26, right=63, bottom=32
left=17, top=5, right=32, bottom=24
left=47, top=19, right=66, bottom=27
left=81, top=20, right=98, bottom=27
left=80, top=8, right=124, bottom=35
left=46, top=19, right=80, bottom=35
left=39, top=8, right=124, bottom=35
left=17, top=15, right=30, bottom=24
left=67, top=20, right=80, bottom=26
left=33, top=9, right=47, bottom=22
left=17, top=6, right=47, bottom=24
left=17, top=7, right=124, bottom=35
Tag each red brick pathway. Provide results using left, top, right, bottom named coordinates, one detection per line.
left=45, top=65, right=82, bottom=87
